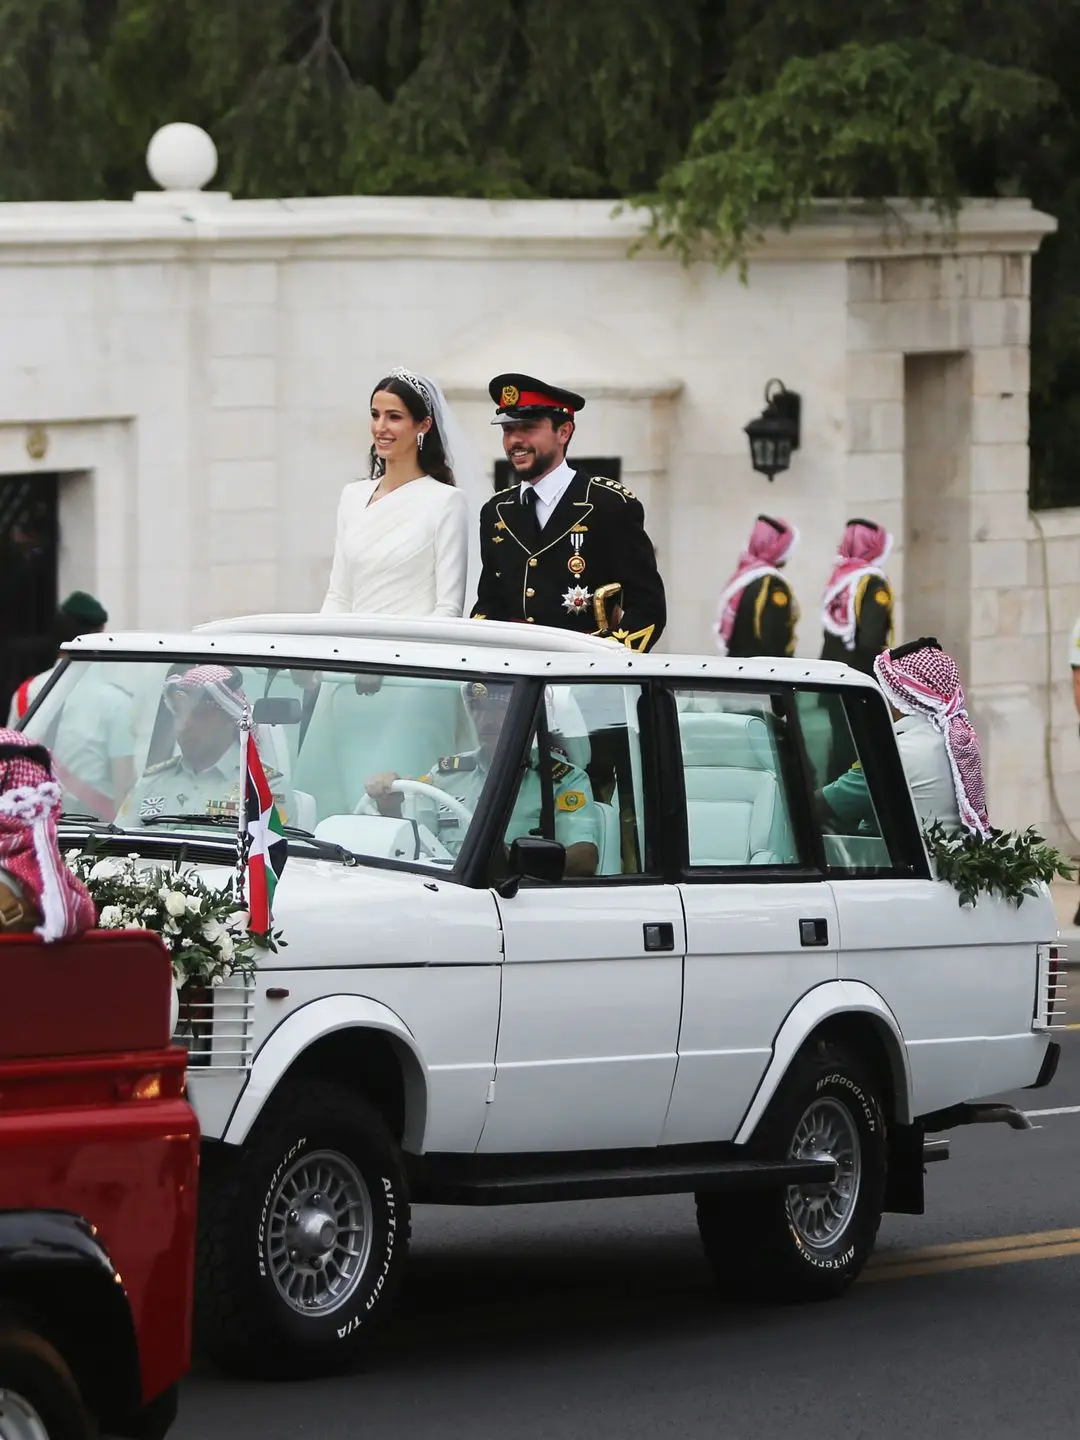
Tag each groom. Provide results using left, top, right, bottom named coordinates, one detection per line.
left=471, top=373, right=666, bottom=651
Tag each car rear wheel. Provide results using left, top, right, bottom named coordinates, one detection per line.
left=0, top=1321, right=94, bottom=1440
left=696, top=1039, right=887, bottom=1302
left=196, top=1079, right=411, bottom=1380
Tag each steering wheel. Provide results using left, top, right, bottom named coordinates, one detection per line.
left=355, top=778, right=475, bottom=829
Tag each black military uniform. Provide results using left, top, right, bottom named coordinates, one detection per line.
left=471, top=374, right=666, bottom=652
left=728, top=574, right=798, bottom=658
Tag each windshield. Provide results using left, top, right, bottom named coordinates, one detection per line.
left=22, top=659, right=519, bottom=868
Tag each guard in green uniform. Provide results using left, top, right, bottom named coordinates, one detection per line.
left=366, top=680, right=600, bottom=875
left=123, top=664, right=288, bottom=826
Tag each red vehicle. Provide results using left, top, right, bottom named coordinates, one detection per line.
left=0, top=930, right=199, bottom=1440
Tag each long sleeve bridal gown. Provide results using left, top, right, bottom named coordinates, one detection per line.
left=309, top=477, right=473, bottom=800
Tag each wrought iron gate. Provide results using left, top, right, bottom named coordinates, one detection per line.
left=0, top=473, right=59, bottom=717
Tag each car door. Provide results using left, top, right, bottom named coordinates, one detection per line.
left=797, top=685, right=1051, bottom=1115
left=661, top=686, right=839, bottom=1145
left=477, top=680, right=686, bottom=1154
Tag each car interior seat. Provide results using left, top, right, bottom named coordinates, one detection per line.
left=678, top=710, right=795, bottom=865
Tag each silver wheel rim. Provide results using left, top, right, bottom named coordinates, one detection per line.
left=264, top=1148, right=375, bottom=1317
left=0, top=1389, right=50, bottom=1440
left=785, top=1096, right=862, bottom=1250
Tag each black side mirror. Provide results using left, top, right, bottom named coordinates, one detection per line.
left=496, top=836, right=566, bottom=898
left=252, top=697, right=303, bottom=725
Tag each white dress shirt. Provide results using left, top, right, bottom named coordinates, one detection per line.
left=895, top=714, right=961, bottom=832
left=521, top=460, right=576, bottom=530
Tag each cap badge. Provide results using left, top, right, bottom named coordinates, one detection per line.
left=500, top=384, right=520, bottom=407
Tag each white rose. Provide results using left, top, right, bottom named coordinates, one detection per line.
left=99, top=905, right=123, bottom=928
left=90, top=859, right=122, bottom=882
left=202, top=919, right=224, bottom=945
left=186, top=896, right=202, bottom=915
left=212, top=972, right=226, bottom=987
left=164, top=891, right=187, bottom=918
left=217, top=932, right=235, bottom=964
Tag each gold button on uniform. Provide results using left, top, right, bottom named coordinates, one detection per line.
left=526, top=588, right=535, bottom=597
left=528, top=558, right=538, bottom=567
left=526, top=617, right=535, bottom=623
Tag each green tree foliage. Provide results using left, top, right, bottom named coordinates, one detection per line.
left=1, top=0, right=1079, bottom=503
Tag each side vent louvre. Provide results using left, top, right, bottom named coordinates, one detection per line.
left=1034, top=943, right=1068, bottom=1031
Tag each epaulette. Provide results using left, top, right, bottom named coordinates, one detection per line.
left=437, top=753, right=478, bottom=773
left=551, top=759, right=574, bottom=782
left=592, top=476, right=637, bottom=501
left=142, top=756, right=179, bottom=776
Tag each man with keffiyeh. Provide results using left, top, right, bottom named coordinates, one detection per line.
left=820, top=637, right=991, bottom=840
left=820, top=518, right=895, bottom=675
left=714, top=514, right=800, bottom=658
left=0, top=730, right=96, bottom=937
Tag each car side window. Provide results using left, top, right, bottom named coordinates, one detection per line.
left=794, top=689, right=898, bottom=874
left=672, top=689, right=804, bottom=868
left=501, top=683, right=650, bottom=879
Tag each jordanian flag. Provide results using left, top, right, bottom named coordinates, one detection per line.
left=242, top=728, right=287, bottom=936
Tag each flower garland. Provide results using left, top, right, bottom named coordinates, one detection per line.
left=65, top=851, right=284, bottom=985
left=924, top=821, right=1076, bottom=909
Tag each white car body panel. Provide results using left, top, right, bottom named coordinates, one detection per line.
left=477, top=885, right=686, bottom=1153
left=734, top=980, right=913, bottom=1142
left=662, top=882, right=839, bottom=1145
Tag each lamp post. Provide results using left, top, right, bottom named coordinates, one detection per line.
left=744, top=379, right=801, bottom=481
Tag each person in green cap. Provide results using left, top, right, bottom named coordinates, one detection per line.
left=8, top=591, right=136, bottom=820
left=7, top=592, right=109, bottom=725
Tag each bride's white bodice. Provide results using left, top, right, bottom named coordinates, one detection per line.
left=320, top=477, right=469, bottom=618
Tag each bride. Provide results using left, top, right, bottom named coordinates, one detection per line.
left=321, top=368, right=472, bottom=618
left=314, top=368, right=480, bottom=787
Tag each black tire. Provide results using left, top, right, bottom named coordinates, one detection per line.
left=196, top=1080, right=411, bottom=1380
left=696, top=1039, right=886, bottom=1303
left=0, top=1320, right=95, bottom=1440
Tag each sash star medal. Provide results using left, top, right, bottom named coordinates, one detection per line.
left=568, top=530, right=586, bottom=575
left=562, top=584, right=593, bottom=614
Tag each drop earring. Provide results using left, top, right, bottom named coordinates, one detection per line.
left=417, top=433, right=425, bottom=451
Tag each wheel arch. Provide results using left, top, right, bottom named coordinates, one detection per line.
left=222, top=996, right=429, bottom=1151
left=0, top=1211, right=142, bottom=1429
left=734, top=981, right=912, bottom=1145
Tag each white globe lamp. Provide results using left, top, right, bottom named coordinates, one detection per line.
left=146, top=123, right=218, bottom=192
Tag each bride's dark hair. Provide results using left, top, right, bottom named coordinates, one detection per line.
left=369, top=374, right=455, bottom=487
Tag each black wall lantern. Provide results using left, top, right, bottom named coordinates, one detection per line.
left=744, top=379, right=801, bottom=481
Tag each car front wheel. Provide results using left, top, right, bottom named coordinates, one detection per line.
left=0, top=1320, right=94, bottom=1440
left=696, top=1039, right=886, bottom=1302
left=196, top=1080, right=411, bottom=1379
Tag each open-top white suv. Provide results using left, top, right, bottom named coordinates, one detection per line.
left=23, top=614, right=1065, bottom=1379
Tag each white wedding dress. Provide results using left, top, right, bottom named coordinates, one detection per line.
left=313, top=475, right=472, bottom=790
left=320, top=476, right=469, bottom=618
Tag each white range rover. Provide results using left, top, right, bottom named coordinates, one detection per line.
left=24, top=614, right=1065, bottom=1380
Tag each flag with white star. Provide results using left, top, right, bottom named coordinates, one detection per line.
left=242, top=727, right=287, bottom=936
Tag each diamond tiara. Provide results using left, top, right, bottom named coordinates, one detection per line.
left=388, top=366, right=433, bottom=416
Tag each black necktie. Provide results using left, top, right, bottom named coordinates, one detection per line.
left=521, top=486, right=540, bottom=546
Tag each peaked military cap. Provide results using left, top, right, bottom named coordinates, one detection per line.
left=489, top=373, right=586, bottom=425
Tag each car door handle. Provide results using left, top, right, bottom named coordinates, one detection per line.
left=644, top=922, right=675, bottom=952
left=799, top=918, right=829, bottom=947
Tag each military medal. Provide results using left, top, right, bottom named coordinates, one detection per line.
left=568, top=531, right=586, bottom=575
left=562, top=584, right=593, bottom=614
left=140, top=796, right=166, bottom=818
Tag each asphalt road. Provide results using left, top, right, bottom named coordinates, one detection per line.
left=175, top=1007, right=1080, bottom=1440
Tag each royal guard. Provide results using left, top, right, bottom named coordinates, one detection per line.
left=714, top=514, right=799, bottom=658
left=820, top=518, right=895, bottom=675
left=471, top=374, right=666, bottom=651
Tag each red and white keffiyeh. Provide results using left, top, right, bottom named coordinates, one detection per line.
left=873, top=641, right=991, bottom=838
left=821, top=519, right=893, bottom=650
left=714, top=515, right=799, bottom=656
left=0, top=729, right=96, bottom=941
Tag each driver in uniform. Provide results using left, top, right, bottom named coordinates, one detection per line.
left=121, top=665, right=289, bottom=826
left=365, top=680, right=599, bottom=875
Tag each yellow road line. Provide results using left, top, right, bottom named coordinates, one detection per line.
left=862, top=1238, right=1080, bottom=1282
left=867, top=1225, right=1080, bottom=1269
